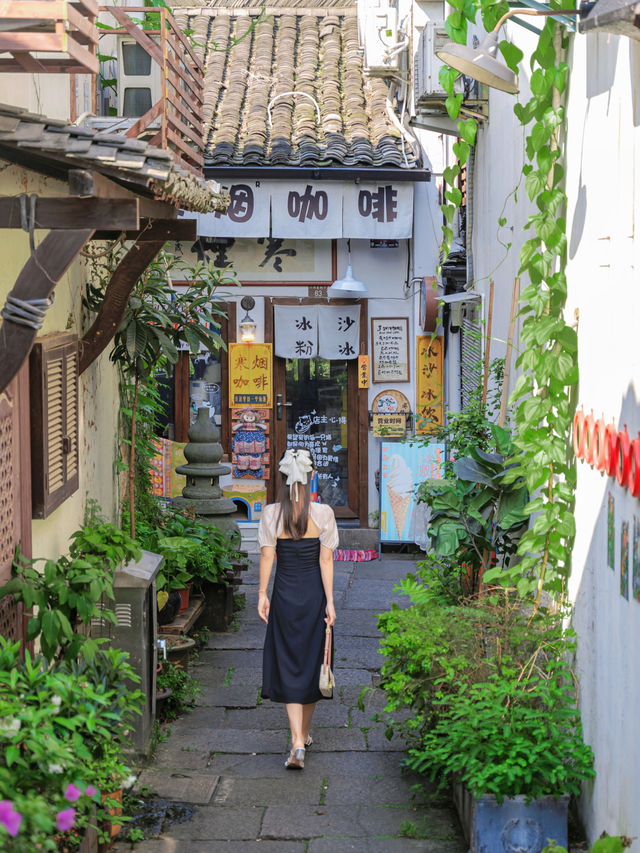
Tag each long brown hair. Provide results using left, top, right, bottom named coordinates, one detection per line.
left=276, top=451, right=315, bottom=540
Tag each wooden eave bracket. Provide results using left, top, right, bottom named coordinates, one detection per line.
left=78, top=217, right=197, bottom=374
left=0, top=229, right=95, bottom=395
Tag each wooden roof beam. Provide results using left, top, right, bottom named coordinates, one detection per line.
left=68, top=170, right=177, bottom=220
left=0, top=196, right=140, bottom=230
left=92, top=217, right=198, bottom=242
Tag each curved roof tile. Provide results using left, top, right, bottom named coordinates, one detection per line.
left=180, top=3, right=417, bottom=169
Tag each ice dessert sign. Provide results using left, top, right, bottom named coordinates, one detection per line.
left=380, top=441, right=444, bottom=542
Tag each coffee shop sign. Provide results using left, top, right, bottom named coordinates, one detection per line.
left=186, top=181, right=414, bottom=239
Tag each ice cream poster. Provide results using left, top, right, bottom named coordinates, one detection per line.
left=380, top=441, right=444, bottom=542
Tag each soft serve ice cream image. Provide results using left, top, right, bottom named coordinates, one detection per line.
left=386, top=455, right=414, bottom=538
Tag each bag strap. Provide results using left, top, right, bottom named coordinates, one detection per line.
left=323, top=627, right=332, bottom=666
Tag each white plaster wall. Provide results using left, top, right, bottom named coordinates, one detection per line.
left=467, top=19, right=640, bottom=845
left=563, top=31, right=640, bottom=848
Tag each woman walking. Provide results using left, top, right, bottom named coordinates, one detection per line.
left=257, top=447, right=339, bottom=769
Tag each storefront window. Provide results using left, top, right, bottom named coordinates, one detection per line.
left=189, top=351, right=222, bottom=426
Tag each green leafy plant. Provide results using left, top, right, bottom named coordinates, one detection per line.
left=0, top=638, right=141, bottom=850
left=0, top=517, right=140, bottom=662
left=542, top=836, right=633, bottom=853
left=437, top=0, right=576, bottom=610
left=137, top=509, right=239, bottom=592
left=417, top=424, right=528, bottom=596
left=84, top=248, right=238, bottom=538
left=378, top=589, right=594, bottom=802
left=156, top=659, right=201, bottom=721
left=408, top=649, right=594, bottom=801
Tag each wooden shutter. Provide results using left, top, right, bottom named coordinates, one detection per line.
left=30, top=333, right=79, bottom=519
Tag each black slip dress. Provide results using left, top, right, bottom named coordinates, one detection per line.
left=262, top=537, right=332, bottom=704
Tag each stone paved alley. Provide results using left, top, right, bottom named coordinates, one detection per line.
left=116, top=557, right=466, bottom=852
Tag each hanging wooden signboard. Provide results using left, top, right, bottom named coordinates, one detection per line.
left=371, top=414, right=406, bottom=437
left=416, top=336, right=444, bottom=434
left=228, top=343, right=273, bottom=408
left=371, top=317, right=410, bottom=383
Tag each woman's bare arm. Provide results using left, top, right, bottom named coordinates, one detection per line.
left=257, top=546, right=276, bottom=624
left=319, top=545, right=336, bottom=626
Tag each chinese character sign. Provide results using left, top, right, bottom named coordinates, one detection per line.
left=416, top=336, right=444, bottom=435
left=228, top=343, right=273, bottom=408
left=272, top=182, right=343, bottom=239
left=371, top=317, right=410, bottom=383
left=197, top=182, right=270, bottom=238
left=379, top=441, right=444, bottom=542
left=274, top=306, right=319, bottom=358
left=358, top=355, right=370, bottom=389
left=318, top=305, right=360, bottom=360
left=343, top=183, right=413, bottom=239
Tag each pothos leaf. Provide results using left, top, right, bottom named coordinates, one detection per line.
left=499, top=40, right=523, bottom=73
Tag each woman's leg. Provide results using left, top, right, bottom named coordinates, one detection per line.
left=302, top=703, right=316, bottom=742
left=285, top=703, right=305, bottom=749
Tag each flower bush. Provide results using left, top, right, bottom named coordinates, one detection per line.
left=0, top=638, right=143, bottom=850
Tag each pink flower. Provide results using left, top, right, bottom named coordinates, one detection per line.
left=85, top=786, right=98, bottom=798
left=56, top=808, right=75, bottom=832
left=64, top=783, right=82, bottom=803
left=0, top=801, right=22, bottom=838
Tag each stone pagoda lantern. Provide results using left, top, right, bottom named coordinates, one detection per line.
left=173, top=407, right=239, bottom=541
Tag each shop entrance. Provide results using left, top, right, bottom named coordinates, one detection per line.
left=267, top=298, right=368, bottom=524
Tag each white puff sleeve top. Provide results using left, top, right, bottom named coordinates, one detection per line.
left=257, top=503, right=339, bottom=551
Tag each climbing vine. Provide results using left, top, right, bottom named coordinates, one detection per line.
left=438, top=0, right=577, bottom=605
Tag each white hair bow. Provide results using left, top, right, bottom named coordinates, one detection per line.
left=279, top=448, right=313, bottom=499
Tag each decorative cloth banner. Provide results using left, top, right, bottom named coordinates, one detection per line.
left=271, top=181, right=343, bottom=239
left=318, top=305, right=360, bottom=360
left=197, top=182, right=270, bottom=238
left=342, top=182, right=413, bottom=239
left=274, top=305, right=319, bottom=358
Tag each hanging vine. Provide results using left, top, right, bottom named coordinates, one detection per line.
left=437, top=0, right=577, bottom=604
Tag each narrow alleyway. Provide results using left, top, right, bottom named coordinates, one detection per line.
left=118, top=557, right=466, bottom=852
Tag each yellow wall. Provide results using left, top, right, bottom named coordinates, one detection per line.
left=0, top=162, right=120, bottom=563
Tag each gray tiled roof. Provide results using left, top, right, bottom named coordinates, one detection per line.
left=0, top=103, right=228, bottom=212
left=173, top=4, right=417, bottom=169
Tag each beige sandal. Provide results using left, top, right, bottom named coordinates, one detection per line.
left=284, top=747, right=305, bottom=769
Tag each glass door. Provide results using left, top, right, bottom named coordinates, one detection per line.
left=275, top=355, right=359, bottom=517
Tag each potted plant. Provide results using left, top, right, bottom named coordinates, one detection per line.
left=154, top=536, right=196, bottom=612
left=379, top=589, right=595, bottom=853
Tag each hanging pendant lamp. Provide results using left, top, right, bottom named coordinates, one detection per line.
left=327, top=240, right=368, bottom=296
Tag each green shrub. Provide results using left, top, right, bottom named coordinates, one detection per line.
left=156, top=659, right=201, bottom=721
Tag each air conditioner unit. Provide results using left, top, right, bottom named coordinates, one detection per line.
left=359, top=0, right=404, bottom=75
left=116, top=36, right=161, bottom=118
left=413, top=21, right=463, bottom=108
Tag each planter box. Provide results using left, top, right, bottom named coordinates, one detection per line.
left=453, top=782, right=569, bottom=853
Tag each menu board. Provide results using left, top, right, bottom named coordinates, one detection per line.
left=371, top=317, right=410, bottom=383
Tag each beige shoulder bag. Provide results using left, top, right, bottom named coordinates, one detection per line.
left=319, top=627, right=335, bottom=698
